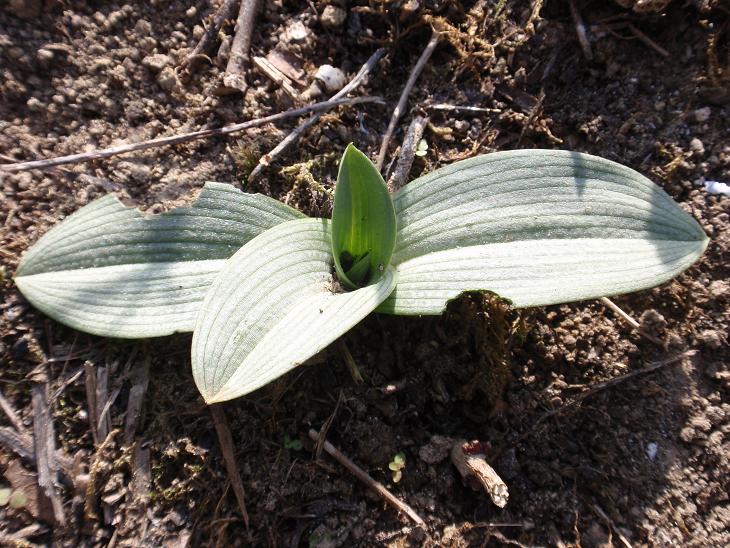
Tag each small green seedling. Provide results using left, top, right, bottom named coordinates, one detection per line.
left=388, top=452, right=406, bottom=483
left=284, top=435, right=303, bottom=451
left=14, top=146, right=708, bottom=404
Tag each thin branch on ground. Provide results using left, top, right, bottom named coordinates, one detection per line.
left=307, top=428, right=426, bottom=526
left=376, top=31, right=439, bottom=172
left=387, top=115, right=428, bottom=192
left=31, top=385, right=65, bottom=526
left=123, top=357, right=150, bottom=446
left=223, top=0, right=262, bottom=92
left=427, top=104, right=501, bottom=115
left=0, top=96, right=382, bottom=173
left=592, top=503, right=633, bottom=548
left=0, top=388, right=26, bottom=433
left=512, top=350, right=697, bottom=448
left=569, top=0, right=593, bottom=61
left=248, top=48, right=385, bottom=183
left=627, top=23, right=669, bottom=57
left=599, top=297, right=664, bottom=346
left=210, top=404, right=250, bottom=529
left=0, top=427, right=75, bottom=479
left=336, top=340, right=364, bottom=384
left=180, top=0, right=240, bottom=72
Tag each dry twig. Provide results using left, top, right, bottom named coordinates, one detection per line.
left=627, top=23, right=669, bottom=58
left=248, top=48, right=385, bottom=183
left=181, top=0, right=240, bottom=71
left=376, top=31, right=439, bottom=171
left=0, top=427, right=74, bottom=479
left=512, top=350, right=697, bottom=448
left=31, top=385, right=65, bottom=526
left=387, top=115, right=428, bottom=192
left=569, top=0, right=593, bottom=61
left=252, top=56, right=299, bottom=99
left=0, top=388, right=26, bottom=433
left=599, top=297, right=664, bottom=346
left=592, top=503, right=633, bottom=548
left=0, top=96, right=382, bottom=173
left=223, top=0, right=262, bottom=92
left=450, top=440, right=508, bottom=508
left=210, top=404, right=250, bottom=528
left=307, top=428, right=426, bottom=526
left=427, top=103, right=500, bottom=115
left=123, top=358, right=150, bottom=446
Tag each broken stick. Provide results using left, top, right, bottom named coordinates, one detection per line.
left=0, top=96, right=381, bottom=173
left=387, top=115, right=428, bottom=192
left=223, top=0, right=262, bottom=92
left=375, top=30, right=439, bottom=171
left=248, top=48, right=385, bottom=183
left=307, top=428, right=426, bottom=526
left=599, top=297, right=664, bottom=346
left=450, top=439, right=508, bottom=508
left=32, top=385, right=66, bottom=526
left=181, top=0, right=240, bottom=71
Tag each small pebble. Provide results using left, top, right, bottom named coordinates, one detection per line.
left=185, top=6, right=197, bottom=18
left=142, top=53, right=173, bottom=71
left=157, top=66, right=178, bottom=91
left=646, top=442, right=658, bottom=461
left=36, top=48, right=54, bottom=61
left=694, top=107, right=711, bottom=122
left=689, top=137, right=705, bottom=156
left=314, top=64, right=346, bottom=92
left=135, top=19, right=152, bottom=37
left=320, top=5, right=347, bottom=29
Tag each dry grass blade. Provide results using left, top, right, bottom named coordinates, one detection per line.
left=210, top=404, right=250, bottom=529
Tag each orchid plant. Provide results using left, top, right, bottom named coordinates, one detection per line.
left=15, top=146, right=708, bottom=403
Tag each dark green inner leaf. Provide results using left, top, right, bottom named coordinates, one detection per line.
left=331, top=144, right=397, bottom=290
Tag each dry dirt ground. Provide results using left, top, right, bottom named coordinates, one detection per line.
left=1, top=0, right=729, bottom=546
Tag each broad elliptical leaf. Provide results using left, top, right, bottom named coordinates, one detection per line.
left=191, top=218, right=397, bottom=403
left=14, top=182, right=304, bottom=337
left=378, top=150, right=709, bottom=314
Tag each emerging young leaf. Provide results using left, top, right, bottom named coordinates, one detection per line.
left=378, top=150, right=708, bottom=314
left=15, top=183, right=304, bottom=337
left=192, top=218, right=397, bottom=403
left=331, top=144, right=397, bottom=289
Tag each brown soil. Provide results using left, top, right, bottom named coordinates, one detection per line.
left=1, top=1, right=728, bottom=546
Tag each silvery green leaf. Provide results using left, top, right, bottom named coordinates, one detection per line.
left=192, top=218, right=397, bottom=403
left=15, top=182, right=304, bottom=337
left=378, top=150, right=708, bottom=314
